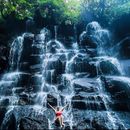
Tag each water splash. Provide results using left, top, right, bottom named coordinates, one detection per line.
left=9, top=34, right=25, bottom=71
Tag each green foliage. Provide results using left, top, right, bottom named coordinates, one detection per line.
left=38, top=0, right=66, bottom=24
left=81, top=0, right=130, bottom=24
left=63, top=0, right=81, bottom=23
left=0, top=0, right=37, bottom=19
left=0, top=0, right=81, bottom=23
left=38, top=0, right=81, bottom=23
left=0, top=0, right=130, bottom=25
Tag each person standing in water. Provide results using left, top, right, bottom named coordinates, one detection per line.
left=48, top=103, right=69, bottom=128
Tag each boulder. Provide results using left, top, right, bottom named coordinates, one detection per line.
left=73, top=110, right=125, bottom=130
left=79, top=31, right=98, bottom=48
left=86, top=21, right=102, bottom=35
left=19, top=116, right=48, bottom=130
left=47, top=94, right=57, bottom=107
left=17, top=73, right=31, bottom=87
left=0, top=98, right=9, bottom=106
left=101, top=76, right=130, bottom=100
left=75, top=119, right=92, bottom=130
left=0, top=107, right=7, bottom=126
left=92, top=117, right=112, bottom=130
left=72, top=100, right=106, bottom=110
left=46, top=40, right=65, bottom=53
left=18, top=93, right=34, bottom=105
left=73, top=78, right=99, bottom=94
left=19, top=33, right=35, bottom=72
left=66, top=54, right=97, bottom=76
left=45, top=70, right=58, bottom=84
left=1, top=113, right=16, bottom=130
left=46, top=56, right=65, bottom=75
left=98, top=60, right=121, bottom=75
left=117, top=37, right=130, bottom=59
left=91, top=57, right=121, bottom=76
left=0, top=81, right=15, bottom=95
left=100, top=76, right=130, bottom=111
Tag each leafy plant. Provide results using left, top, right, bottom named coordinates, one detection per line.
left=0, top=0, right=37, bottom=20
left=80, top=0, right=130, bottom=25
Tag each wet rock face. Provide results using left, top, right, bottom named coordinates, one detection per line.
left=0, top=107, right=7, bottom=126
left=86, top=21, right=102, bottom=35
left=19, top=33, right=34, bottom=72
left=1, top=113, right=17, bottom=130
left=72, top=78, right=106, bottom=111
left=0, top=98, right=9, bottom=106
left=1, top=107, right=50, bottom=130
left=90, top=57, right=122, bottom=76
left=1, top=22, right=130, bottom=130
left=73, top=78, right=99, bottom=94
left=79, top=31, right=98, bottom=48
left=101, top=76, right=130, bottom=111
left=102, top=76, right=130, bottom=100
left=19, top=116, right=48, bottom=130
left=0, top=45, right=9, bottom=74
left=79, top=22, right=103, bottom=49
left=98, top=60, right=121, bottom=75
left=0, top=29, right=9, bottom=74
left=47, top=56, right=65, bottom=75
left=73, top=110, right=125, bottom=130
left=47, top=94, right=57, bottom=107
left=117, top=37, right=130, bottom=59
left=46, top=40, right=63, bottom=53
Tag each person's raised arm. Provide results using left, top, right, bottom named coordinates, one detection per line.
left=48, top=103, right=56, bottom=112
left=61, top=103, right=69, bottom=111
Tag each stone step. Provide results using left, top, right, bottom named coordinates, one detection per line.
left=29, top=74, right=42, bottom=87
left=73, top=78, right=100, bottom=93
left=71, top=100, right=106, bottom=110
left=1, top=72, right=23, bottom=81
left=45, top=69, right=60, bottom=84
left=0, top=96, right=18, bottom=105
left=72, top=94, right=109, bottom=102
left=31, top=45, right=44, bottom=54
left=0, top=81, right=16, bottom=95
left=30, top=64, right=43, bottom=72
left=12, top=87, right=25, bottom=94
left=72, top=109, right=126, bottom=130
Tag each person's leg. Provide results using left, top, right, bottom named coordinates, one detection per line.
left=54, top=117, right=58, bottom=123
left=58, top=117, right=62, bottom=127
left=61, top=116, right=65, bottom=127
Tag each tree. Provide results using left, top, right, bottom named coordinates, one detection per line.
left=0, top=0, right=37, bottom=20
left=0, top=0, right=82, bottom=24
left=80, top=0, right=130, bottom=25
left=38, top=0, right=81, bottom=24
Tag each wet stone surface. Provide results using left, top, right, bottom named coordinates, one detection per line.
left=0, top=22, right=130, bottom=130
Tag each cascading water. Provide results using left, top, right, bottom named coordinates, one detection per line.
left=0, top=33, right=27, bottom=129
left=0, top=33, right=26, bottom=106
left=9, top=34, right=25, bottom=71
left=34, top=21, right=130, bottom=129
left=34, top=28, right=75, bottom=128
left=0, top=21, right=130, bottom=130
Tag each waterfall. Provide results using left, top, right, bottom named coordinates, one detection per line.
left=0, top=33, right=26, bottom=106
left=0, top=21, right=130, bottom=129
left=86, top=21, right=110, bottom=55
left=33, top=27, right=77, bottom=128
left=9, top=34, right=25, bottom=71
